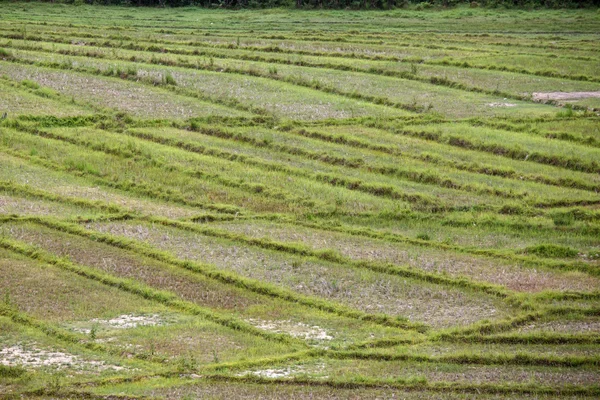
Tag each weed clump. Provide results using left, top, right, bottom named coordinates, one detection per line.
left=20, top=79, right=40, bottom=90
left=523, top=244, right=579, bottom=259
left=163, top=72, right=177, bottom=86
left=416, top=233, right=431, bottom=241
left=0, top=48, right=13, bottom=60
left=0, top=365, right=26, bottom=378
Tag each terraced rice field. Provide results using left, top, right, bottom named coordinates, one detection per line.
left=0, top=3, right=599, bottom=399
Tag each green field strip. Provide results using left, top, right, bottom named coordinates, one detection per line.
left=120, top=126, right=527, bottom=209
left=0, top=129, right=315, bottom=215
left=429, top=53, right=600, bottom=82
left=206, top=219, right=600, bottom=293
left=11, top=24, right=599, bottom=63
left=470, top=117, right=600, bottom=149
left=0, top=180, right=126, bottom=215
left=0, top=180, right=246, bottom=225
left=0, top=60, right=256, bottom=120
left=0, top=190, right=106, bottom=220
left=7, top=124, right=425, bottom=214
left=6, top=32, right=599, bottom=116
left=388, top=122, right=600, bottom=175
left=305, top=124, right=600, bottom=192
left=429, top=310, right=600, bottom=345
left=0, top=147, right=242, bottom=218
left=128, top=125, right=525, bottom=202
left=163, top=124, right=600, bottom=202
left=0, top=48, right=412, bottom=122
left=64, top=125, right=456, bottom=210
left=0, top=36, right=567, bottom=119
left=0, top=235, right=313, bottom=348
left=4, top=215, right=427, bottom=331
left=6, top=23, right=598, bottom=84
left=347, top=341, right=600, bottom=360
left=437, top=333, right=600, bottom=346
left=290, top=125, right=600, bottom=193
left=0, top=78, right=96, bottom=118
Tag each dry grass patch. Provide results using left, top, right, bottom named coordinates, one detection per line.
left=0, top=248, right=163, bottom=323
left=89, top=221, right=513, bottom=328
left=1, top=221, right=418, bottom=346
left=0, top=80, right=91, bottom=116
left=0, top=193, right=97, bottom=218
left=0, top=62, right=251, bottom=119
left=212, top=221, right=600, bottom=293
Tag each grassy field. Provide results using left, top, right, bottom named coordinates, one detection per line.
left=0, top=3, right=599, bottom=399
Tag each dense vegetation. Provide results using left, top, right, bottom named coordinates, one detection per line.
left=0, top=3, right=598, bottom=399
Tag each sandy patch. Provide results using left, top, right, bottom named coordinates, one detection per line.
left=533, top=91, right=600, bottom=101
left=73, top=313, right=165, bottom=334
left=0, top=344, right=125, bottom=372
left=487, top=102, right=516, bottom=107
left=246, top=319, right=333, bottom=341
left=238, top=363, right=326, bottom=379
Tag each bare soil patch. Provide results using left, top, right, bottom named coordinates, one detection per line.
left=245, top=319, right=333, bottom=342
left=0, top=344, right=125, bottom=372
left=533, top=91, right=600, bottom=101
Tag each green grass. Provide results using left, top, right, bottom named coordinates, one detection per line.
left=0, top=3, right=599, bottom=397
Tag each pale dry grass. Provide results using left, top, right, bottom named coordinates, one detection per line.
left=212, top=221, right=600, bottom=293
left=0, top=62, right=248, bottom=119
left=89, top=221, right=512, bottom=328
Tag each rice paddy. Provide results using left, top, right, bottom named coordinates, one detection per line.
left=0, top=3, right=598, bottom=399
